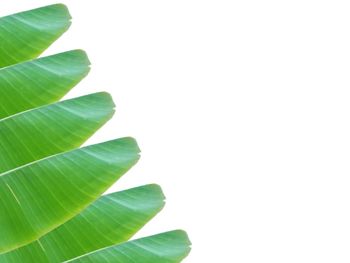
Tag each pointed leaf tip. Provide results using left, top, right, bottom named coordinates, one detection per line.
left=0, top=3, right=73, bottom=67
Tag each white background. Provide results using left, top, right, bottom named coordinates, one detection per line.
left=3, top=1, right=350, bottom=262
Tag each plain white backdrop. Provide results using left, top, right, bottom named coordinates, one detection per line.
left=3, top=1, right=350, bottom=262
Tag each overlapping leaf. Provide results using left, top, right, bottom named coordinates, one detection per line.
left=0, top=4, right=71, bottom=67
left=0, top=185, right=165, bottom=262
left=67, top=231, right=192, bottom=263
left=0, top=92, right=115, bottom=173
left=0, top=50, right=90, bottom=119
left=0, top=3, right=190, bottom=262
left=0, top=138, right=140, bottom=253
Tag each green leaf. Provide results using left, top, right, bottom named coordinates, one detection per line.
left=0, top=4, right=71, bottom=67
left=67, top=230, right=192, bottom=263
left=0, top=50, right=90, bottom=119
left=0, top=137, right=140, bottom=253
left=0, top=184, right=165, bottom=262
left=0, top=92, right=115, bottom=173
left=0, top=4, right=191, bottom=262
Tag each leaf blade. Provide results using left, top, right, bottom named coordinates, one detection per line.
left=0, top=92, right=114, bottom=173
left=0, top=137, right=140, bottom=253
left=0, top=185, right=165, bottom=262
left=0, top=50, right=90, bottom=119
left=67, top=230, right=191, bottom=263
left=0, top=4, right=71, bottom=67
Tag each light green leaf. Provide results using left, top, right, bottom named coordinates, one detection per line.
left=0, top=92, right=115, bottom=173
left=67, top=230, right=191, bottom=263
left=0, top=4, right=71, bottom=67
left=0, top=184, right=165, bottom=262
left=0, top=50, right=90, bottom=119
left=0, top=137, right=140, bottom=253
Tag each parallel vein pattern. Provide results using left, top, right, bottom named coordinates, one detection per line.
left=0, top=185, right=165, bottom=262
left=0, top=4, right=71, bottom=68
left=0, top=50, right=90, bottom=119
left=0, top=92, right=115, bottom=173
left=0, top=3, right=190, bottom=262
left=0, top=138, right=140, bottom=253
left=67, top=231, right=192, bottom=263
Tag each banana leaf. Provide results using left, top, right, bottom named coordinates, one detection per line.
left=0, top=4, right=191, bottom=262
